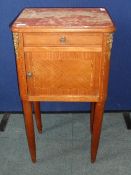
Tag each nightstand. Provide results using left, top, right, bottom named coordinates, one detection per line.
left=11, top=8, right=115, bottom=163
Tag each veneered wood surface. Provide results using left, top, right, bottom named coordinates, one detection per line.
left=11, top=8, right=116, bottom=163
left=24, top=51, right=101, bottom=102
left=23, top=32, right=103, bottom=46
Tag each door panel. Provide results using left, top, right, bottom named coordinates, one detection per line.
left=24, top=51, right=102, bottom=100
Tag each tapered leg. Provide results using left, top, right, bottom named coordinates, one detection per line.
left=33, top=102, right=42, bottom=133
left=22, top=101, right=36, bottom=163
left=90, top=102, right=96, bottom=134
left=91, top=102, right=105, bottom=163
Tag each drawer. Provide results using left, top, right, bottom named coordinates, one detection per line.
left=23, top=33, right=103, bottom=47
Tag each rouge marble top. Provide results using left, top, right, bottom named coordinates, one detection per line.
left=11, top=8, right=115, bottom=32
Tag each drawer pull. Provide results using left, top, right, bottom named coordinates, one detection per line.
left=27, top=72, right=32, bottom=78
left=59, top=36, right=66, bottom=44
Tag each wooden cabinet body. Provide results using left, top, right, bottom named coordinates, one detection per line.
left=11, top=8, right=115, bottom=163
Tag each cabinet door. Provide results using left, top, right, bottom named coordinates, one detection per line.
left=24, top=50, right=102, bottom=101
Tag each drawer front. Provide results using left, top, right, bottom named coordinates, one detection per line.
left=24, top=51, right=101, bottom=100
left=23, top=33, right=103, bottom=47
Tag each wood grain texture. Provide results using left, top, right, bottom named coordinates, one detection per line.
left=24, top=51, right=101, bottom=100
left=11, top=8, right=116, bottom=163
left=98, top=33, right=113, bottom=102
left=13, top=33, right=28, bottom=100
left=23, top=32, right=103, bottom=46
